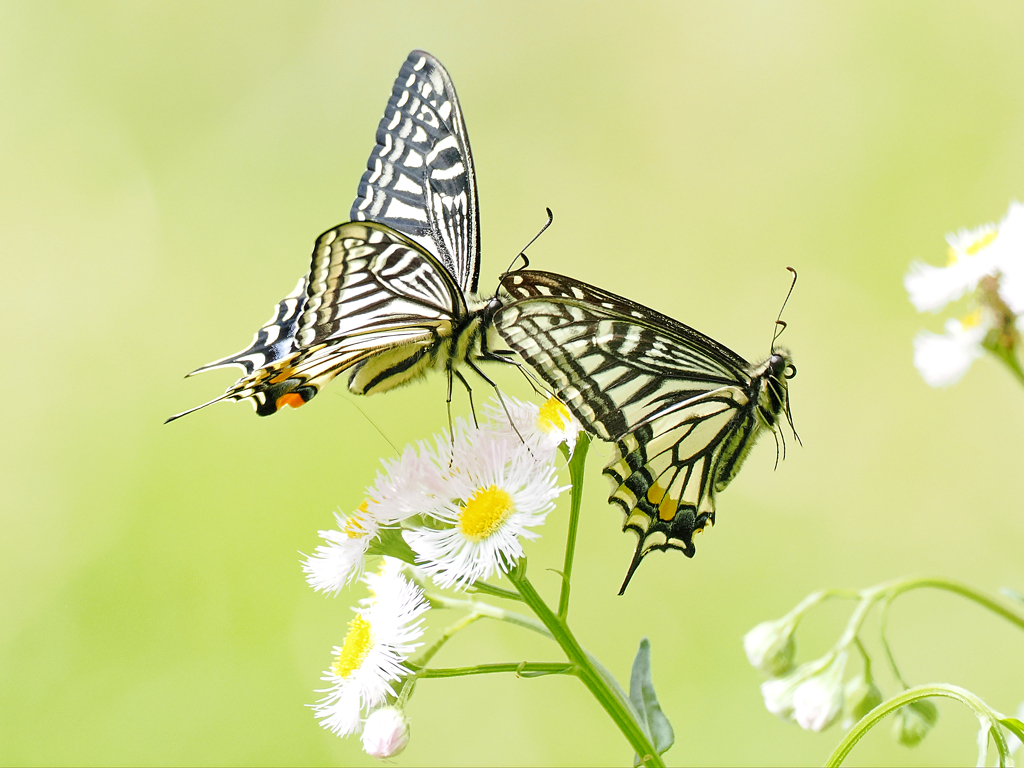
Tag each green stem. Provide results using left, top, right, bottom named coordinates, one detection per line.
left=418, top=662, right=575, bottom=679
left=509, top=559, right=665, bottom=767
left=558, top=433, right=591, bottom=619
left=468, top=581, right=524, bottom=602
left=985, top=341, right=1024, bottom=388
left=424, top=593, right=553, bottom=639
left=825, top=684, right=1010, bottom=768
left=879, top=576, right=1024, bottom=633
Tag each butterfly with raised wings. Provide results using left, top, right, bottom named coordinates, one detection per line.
left=168, top=50, right=510, bottom=422
left=495, top=270, right=798, bottom=593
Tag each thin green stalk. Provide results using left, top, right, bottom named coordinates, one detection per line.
left=558, top=432, right=591, bottom=619
left=509, top=559, right=665, bottom=767
left=985, top=341, right=1024, bottom=388
left=881, top=577, right=1024, bottom=631
left=469, top=581, right=524, bottom=602
left=418, top=662, right=574, bottom=679
left=825, top=684, right=1010, bottom=768
left=424, top=592, right=553, bottom=639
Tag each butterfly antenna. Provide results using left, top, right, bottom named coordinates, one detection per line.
left=496, top=209, right=554, bottom=296
left=771, top=267, right=798, bottom=352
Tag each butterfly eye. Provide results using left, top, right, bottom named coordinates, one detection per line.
left=785, top=363, right=797, bottom=379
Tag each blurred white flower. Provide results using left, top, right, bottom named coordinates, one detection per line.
left=310, top=565, right=428, bottom=737
left=404, top=426, right=564, bottom=590
left=912, top=312, right=990, bottom=387
left=484, top=394, right=581, bottom=457
left=361, top=706, right=411, bottom=759
left=743, top=617, right=797, bottom=677
left=302, top=503, right=379, bottom=593
left=906, top=201, right=1024, bottom=386
left=905, top=221, right=1000, bottom=312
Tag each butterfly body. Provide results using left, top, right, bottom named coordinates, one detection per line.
left=496, top=270, right=795, bottom=592
left=168, top=51, right=506, bottom=422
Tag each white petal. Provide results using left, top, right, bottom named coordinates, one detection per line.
left=912, top=318, right=988, bottom=387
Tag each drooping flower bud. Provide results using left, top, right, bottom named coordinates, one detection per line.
left=743, top=618, right=797, bottom=677
left=842, top=673, right=883, bottom=728
left=361, top=706, right=411, bottom=759
left=891, top=698, right=938, bottom=747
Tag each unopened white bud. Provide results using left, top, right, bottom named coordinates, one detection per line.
left=743, top=619, right=796, bottom=677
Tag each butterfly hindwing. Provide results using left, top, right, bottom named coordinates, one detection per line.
left=167, top=222, right=462, bottom=420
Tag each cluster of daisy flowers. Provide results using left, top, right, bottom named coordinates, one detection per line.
left=302, top=395, right=580, bottom=756
left=905, top=200, right=1024, bottom=386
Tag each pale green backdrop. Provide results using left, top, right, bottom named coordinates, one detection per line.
left=3, top=2, right=1023, bottom=766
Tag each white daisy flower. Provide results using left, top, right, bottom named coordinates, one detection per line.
left=483, top=394, right=582, bottom=457
left=364, top=443, right=449, bottom=524
left=404, top=429, right=564, bottom=590
left=302, top=503, right=379, bottom=594
left=912, top=311, right=991, bottom=387
left=310, top=565, right=428, bottom=737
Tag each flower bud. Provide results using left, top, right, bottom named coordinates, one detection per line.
left=891, top=698, right=938, bottom=747
left=842, top=674, right=883, bottom=728
left=791, top=654, right=847, bottom=732
left=743, top=619, right=796, bottom=677
left=361, top=706, right=410, bottom=759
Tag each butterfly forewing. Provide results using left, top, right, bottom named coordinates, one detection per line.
left=496, top=270, right=792, bottom=592
left=169, top=50, right=496, bottom=422
left=352, top=50, right=480, bottom=293
left=499, top=271, right=750, bottom=439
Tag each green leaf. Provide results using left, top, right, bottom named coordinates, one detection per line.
left=367, top=526, right=418, bottom=564
left=1000, top=717, right=1024, bottom=745
left=629, top=638, right=675, bottom=765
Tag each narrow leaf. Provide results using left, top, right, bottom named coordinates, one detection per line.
left=629, top=637, right=675, bottom=765
left=1000, top=717, right=1024, bottom=745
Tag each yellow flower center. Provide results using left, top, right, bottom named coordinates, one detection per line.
left=537, top=397, right=571, bottom=434
left=343, top=501, right=372, bottom=539
left=960, top=309, right=983, bottom=329
left=947, top=229, right=998, bottom=265
left=458, top=485, right=514, bottom=541
left=331, top=615, right=372, bottom=679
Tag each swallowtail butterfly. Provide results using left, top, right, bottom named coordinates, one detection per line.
left=496, top=270, right=797, bottom=593
left=168, top=51, right=509, bottom=422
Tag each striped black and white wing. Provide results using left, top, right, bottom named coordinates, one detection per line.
left=497, top=270, right=771, bottom=593
left=168, top=222, right=463, bottom=421
left=352, top=50, right=480, bottom=293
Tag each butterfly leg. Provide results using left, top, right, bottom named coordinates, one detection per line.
left=452, top=368, right=479, bottom=428
left=464, top=357, right=529, bottom=449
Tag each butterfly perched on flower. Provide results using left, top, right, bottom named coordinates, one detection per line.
left=496, top=269, right=798, bottom=593
left=168, top=51, right=510, bottom=422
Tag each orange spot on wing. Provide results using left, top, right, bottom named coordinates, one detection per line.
left=276, top=393, right=306, bottom=411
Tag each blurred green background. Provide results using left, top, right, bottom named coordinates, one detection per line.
left=3, top=2, right=1024, bottom=765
